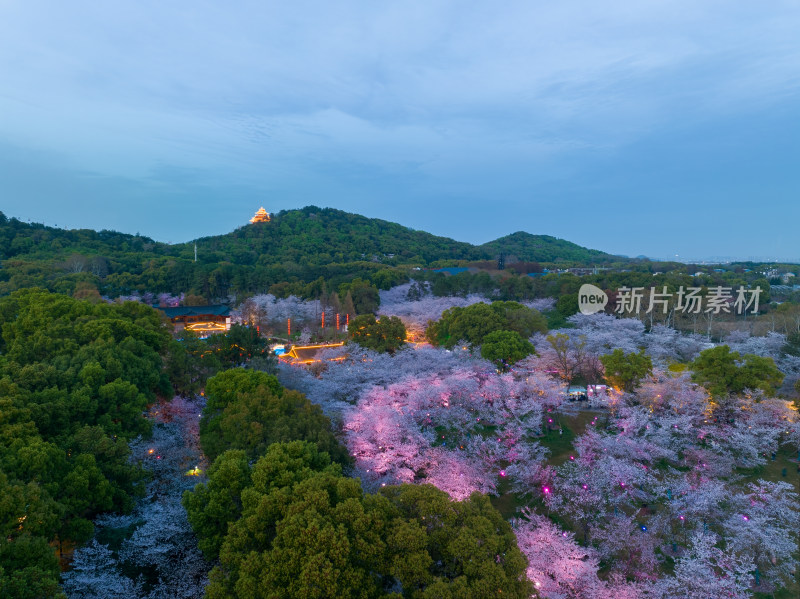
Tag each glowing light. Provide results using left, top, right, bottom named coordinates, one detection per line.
left=148, top=449, right=155, bottom=454
left=569, top=456, right=575, bottom=461
left=543, top=486, right=551, bottom=494
left=499, top=470, right=506, bottom=477
left=249, top=207, right=271, bottom=223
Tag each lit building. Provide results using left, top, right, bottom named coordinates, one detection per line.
left=250, top=207, right=271, bottom=223
left=279, top=343, right=345, bottom=365
left=159, top=305, right=231, bottom=338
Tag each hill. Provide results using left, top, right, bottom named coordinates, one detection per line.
left=0, top=206, right=619, bottom=300
left=478, top=231, right=614, bottom=264
left=190, top=206, right=483, bottom=266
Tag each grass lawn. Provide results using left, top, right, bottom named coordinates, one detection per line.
left=490, top=409, right=604, bottom=519
left=539, top=409, right=605, bottom=466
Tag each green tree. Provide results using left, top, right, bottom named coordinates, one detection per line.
left=782, top=331, right=800, bottom=357
left=165, top=333, right=222, bottom=397
left=195, top=453, right=534, bottom=599
left=690, top=345, right=784, bottom=398
left=480, top=330, right=535, bottom=371
left=489, top=301, right=547, bottom=338
left=555, top=293, right=579, bottom=318
left=426, top=301, right=545, bottom=350
left=205, top=448, right=395, bottom=599
left=349, top=314, right=407, bottom=354
left=208, top=323, right=272, bottom=368
left=600, top=349, right=653, bottom=392
left=199, top=369, right=349, bottom=465
left=381, top=484, right=534, bottom=598
left=183, top=450, right=253, bottom=560
left=339, top=278, right=380, bottom=315
left=426, top=303, right=504, bottom=349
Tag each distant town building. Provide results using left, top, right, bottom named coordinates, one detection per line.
left=250, top=207, right=271, bottom=223
left=159, top=305, right=231, bottom=337
left=566, top=267, right=608, bottom=276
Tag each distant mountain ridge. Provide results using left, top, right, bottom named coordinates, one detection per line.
left=190, top=206, right=615, bottom=266
left=0, top=206, right=615, bottom=266
left=477, top=231, right=614, bottom=264
left=0, top=206, right=620, bottom=298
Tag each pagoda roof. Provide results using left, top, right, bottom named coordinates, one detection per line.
left=250, top=207, right=271, bottom=223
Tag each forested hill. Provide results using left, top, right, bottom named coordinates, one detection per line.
left=0, top=206, right=613, bottom=265
left=0, top=206, right=616, bottom=299
left=190, top=206, right=483, bottom=265
left=478, top=231, right=614, bottom=263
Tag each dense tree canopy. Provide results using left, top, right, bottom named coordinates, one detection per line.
left=349, top=314, right=407, bottom=354
left=600, top=349, right=653, bottom=392
left=199, top=369, right=350, bottom=465
left=690, top=345, right=784, bottom=397
left=0, top=290, right=172, bottom=596
left=186, top=442, right=534, bottom=599
left=425, top=301, right=547, bottom=349
left=480, top=330, right=536, bottom=370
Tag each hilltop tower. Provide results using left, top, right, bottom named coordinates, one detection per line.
left=250, top=207, right=271, bottom=223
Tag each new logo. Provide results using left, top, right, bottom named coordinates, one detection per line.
left=578, top=284, right=608, bottom=315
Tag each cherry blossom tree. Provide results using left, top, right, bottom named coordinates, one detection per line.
left=64, top=396, right=209, bottom=599
left=117, top=500, right=207, bottom=599
left=563, top=313, right=645, bottom=355
left=378, top=282, right=487, bottom=334
left=235, top=294, right=323, bottom=332
left=274, top=307, right=800, bottom=592
left=652, top=531, right=754, bottom=599
left=280, top=344, right=486, bottom=418
left=343, top=365, right=561, bottom=499
left=643, top=325, right=705, bottom=367
left=61, top=538, right=143, bottom=599
left=512, top=509, right=607, bottom=599
left=721, top=480, right=799, bottom=590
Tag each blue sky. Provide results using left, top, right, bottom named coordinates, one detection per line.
left=1, top=1, right=799, bottom=260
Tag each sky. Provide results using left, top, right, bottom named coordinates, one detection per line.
left=1, top=1, right=799, bottom=261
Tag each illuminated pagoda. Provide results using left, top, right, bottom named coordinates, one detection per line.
left=250, top=207, right=271, bottom=223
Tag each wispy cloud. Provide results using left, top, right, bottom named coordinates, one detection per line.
left=0, top=1, right=798, bottom=257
